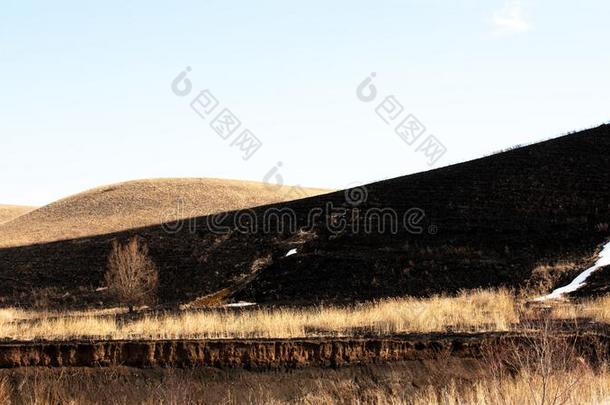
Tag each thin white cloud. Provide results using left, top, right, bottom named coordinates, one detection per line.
left=491, top=0, right=531, bottom=35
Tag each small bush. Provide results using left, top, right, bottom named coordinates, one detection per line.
left=105, top=237, right=159, bottom=312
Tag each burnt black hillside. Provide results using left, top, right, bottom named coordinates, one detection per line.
left=1, top=125, right=609, bottom=308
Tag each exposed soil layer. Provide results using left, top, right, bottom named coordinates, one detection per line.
left=1, top=125, right=609, bottom=308
left=0, top=331, right=608, bottom=370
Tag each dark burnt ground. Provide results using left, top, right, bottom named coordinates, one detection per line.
left=570, top=264, right=610, bottom=298
left=0, top=125, right=609, bottom=308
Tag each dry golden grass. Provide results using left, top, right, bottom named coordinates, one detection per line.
left=0, top=204, right=35, bottom=224
left=408, top=369, right=610, bottom=405
left=12, top=289, right=610, bottom=342
left=0, top=289, right=518, bottom=341
left=0, top=377, right=11, bottom=403
left=0, top=359, right=608, bottom=404
left=0, top=178, right=330, bottom=248
left=284, top=369, right=610, bottom=405
left=550, top=294, right=610, bottom=323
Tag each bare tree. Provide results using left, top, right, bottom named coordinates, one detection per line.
left=105, top=237, right=159, bottom=312
left=485, top=315, right=587, bottom=405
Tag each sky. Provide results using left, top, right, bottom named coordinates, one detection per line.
left=1, top=0, right=609, bottom=206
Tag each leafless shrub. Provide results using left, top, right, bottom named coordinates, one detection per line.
left=105, top=237, right=159, bottom=313
left=485, top=316, right=589, bottom=405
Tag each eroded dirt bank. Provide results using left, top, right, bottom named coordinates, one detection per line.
left=1, top=332, right=608, bottom=369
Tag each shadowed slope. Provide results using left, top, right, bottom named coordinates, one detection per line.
left=0, top=178, right=329, bottom=248
left=0, top=126, right=609, bottom=308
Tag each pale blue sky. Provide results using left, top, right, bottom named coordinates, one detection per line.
left=2, top=0, right=609, bottom=206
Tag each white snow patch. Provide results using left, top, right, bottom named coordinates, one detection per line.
left=222, top=302, right=256, bottom=308
left=536, top=240, right=610, bottom=301
left=285, top=248, right=297, bottom=257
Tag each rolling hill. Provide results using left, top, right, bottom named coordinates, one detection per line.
left=0, top=205, right=35, bottom=224
left=0, top=178, right=330, bottom=248
left=0, top=125, right=608, bottom=309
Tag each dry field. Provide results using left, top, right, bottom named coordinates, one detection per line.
left=0, top=289, right=518, bottom=341
left=550, top=294, right=610, bottom=322
left=3, top=288, right=610, bottom=342
left=2, top=289, right=610, bottom=404
left=0, top=345, right=608, bottom=404
left=0, top=178, right=330, bottom=248
left=0, top=204, right=34, bottom=224
left=407, top=370, right=610, bottom=405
